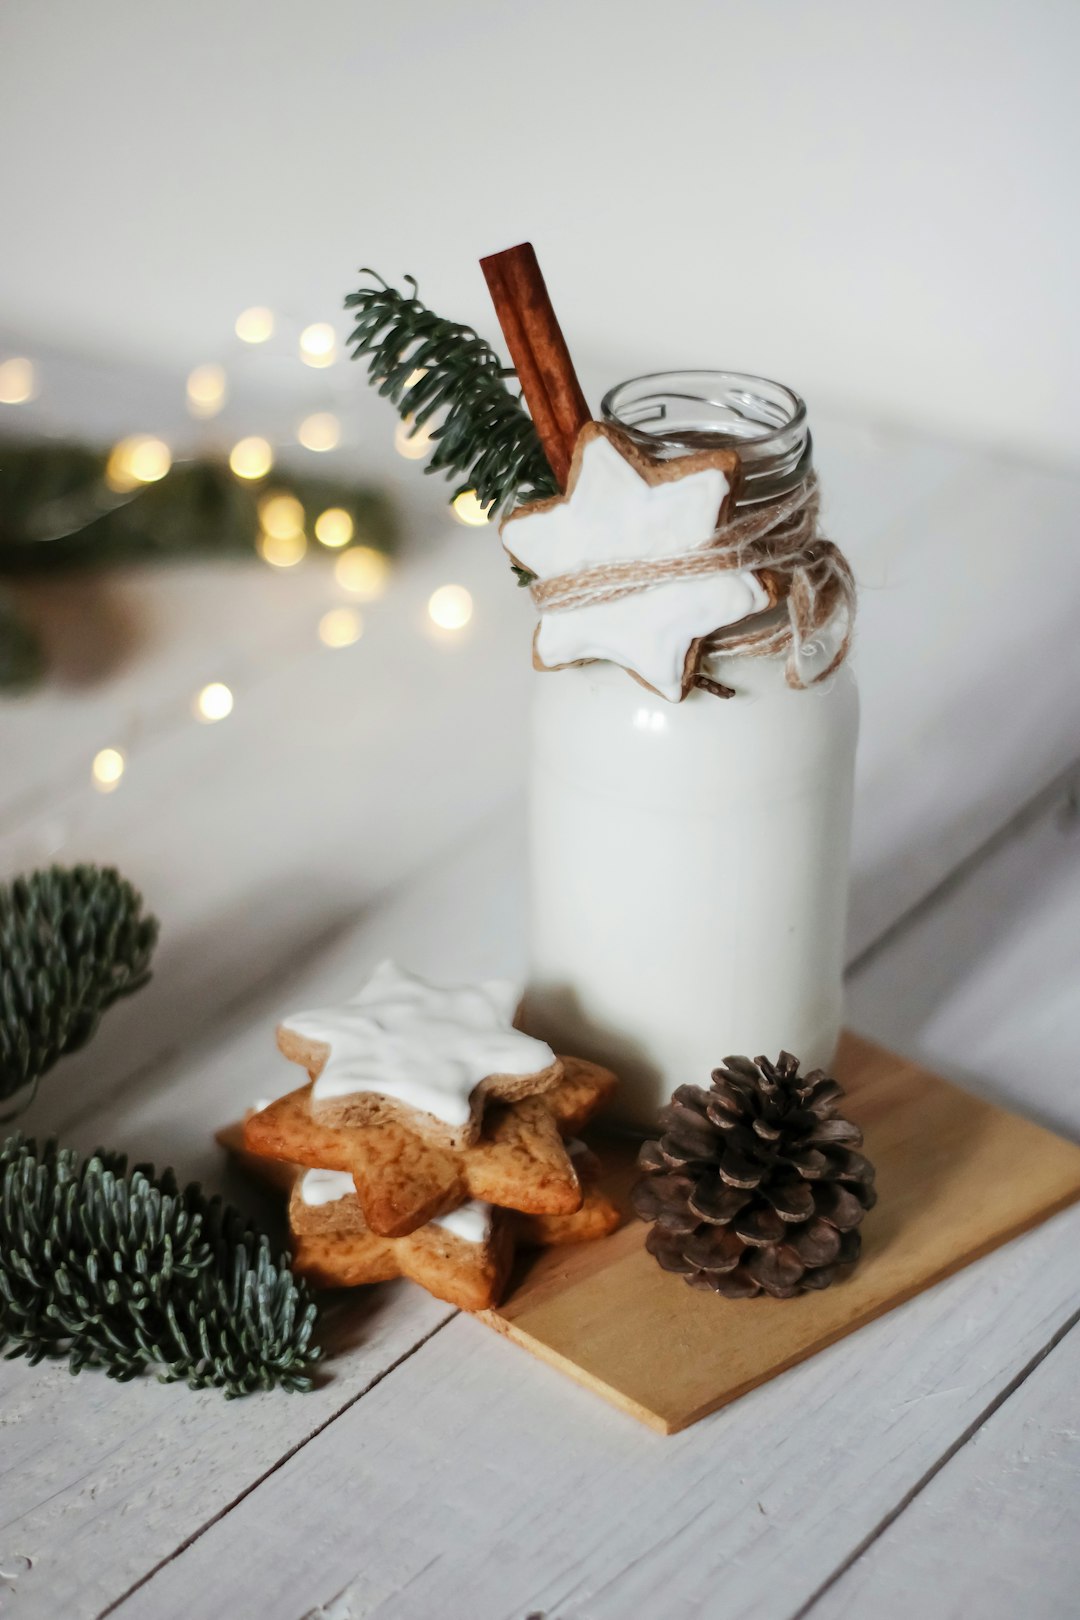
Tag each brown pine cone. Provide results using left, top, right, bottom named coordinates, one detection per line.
left=632, top=1052, right=876, bottom=1299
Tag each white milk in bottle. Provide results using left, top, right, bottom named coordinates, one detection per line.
left=520, top=372, right=858, bottom=1129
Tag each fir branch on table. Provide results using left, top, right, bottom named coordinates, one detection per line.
left=0, top=865, right=159, bottom=1115
left=0, top=1136, right=320, bottom=1395
left=344, top=271, right=558, bottom=512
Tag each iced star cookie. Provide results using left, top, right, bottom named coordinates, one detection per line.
left=502, top=422, right=774, bottom=702
left=243, top=1055, right=617, bottom=1238
left=286, top=1150, right=620, bottom=1311
left=278, top=961, right=561, bottom=1149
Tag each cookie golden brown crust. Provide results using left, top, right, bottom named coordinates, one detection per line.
left=277, top=1022, right=564, bottom=1150
left=242, top=1057, right=617, bottom=1239
left=291, top=1216, right=516, bottom=1312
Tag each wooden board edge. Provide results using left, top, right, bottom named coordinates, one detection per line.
left=479, top=1185, right=1080, bottom=1435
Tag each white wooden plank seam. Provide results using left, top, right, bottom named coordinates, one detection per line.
left=794, top=1303, right=1080, bottom=1620
left=94, top=1309, right=457, bottom=1620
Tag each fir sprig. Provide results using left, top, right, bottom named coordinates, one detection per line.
left=345, top=272, right=557, bottom=511
left=0, top=865, right=159, bottom=1113
left=0, top=1136, right=320, bottom=1395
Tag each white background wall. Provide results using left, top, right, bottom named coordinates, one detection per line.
left=1, top=0, right=1076, bottom=466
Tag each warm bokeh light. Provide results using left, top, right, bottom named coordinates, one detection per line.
left=258, top=530, right=307, bottom=567
left=298, top=413, right=341, bottom=452
left=318, top=607, right=363, bottom=648
left=427, top=584, right=473, bottom=631
left=105, top=435, right=172, bottom=492
left=91, top=747, right=125, bottom=791
left=451, top=489, right=492, bottom=527
left=0, top=357, right=36, bottom=404
left=186, top=363, right=227, bottom=417
left=299, top=323, right=336, bottom=368
left=235, top=306, right=275, bottom=344
left=394, top=414, right=433, bottom=460
left=229, top=436, right=274, bottom=479
left=333, top=545, right=390, bottom=601
left=404, top=367, right=427, bottom=390
left=258, top=491, right=305, bottom=539
left=314, top=507, right=353, bottom=548
left=194, top=681, right=234, bottom=722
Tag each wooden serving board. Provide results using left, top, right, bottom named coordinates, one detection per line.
left=480, top=1031, right=1080, bottom=1434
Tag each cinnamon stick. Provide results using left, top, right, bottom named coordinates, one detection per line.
left=480, top=242, right=591, bottom=491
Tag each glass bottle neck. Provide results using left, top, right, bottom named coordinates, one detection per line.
left=600, top=370, right=811, bottom=509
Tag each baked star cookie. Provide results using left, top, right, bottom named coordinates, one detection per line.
left=285, top=1151, right=620, bottom=1311
left=502, top=422, right=771, bottom=702
left=243, top=1055, right=616, bottom=1238
left=278, top=961, right=561, bottom=1149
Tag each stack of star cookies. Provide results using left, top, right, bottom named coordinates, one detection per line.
left=225, top=961, right=621, bottom=1312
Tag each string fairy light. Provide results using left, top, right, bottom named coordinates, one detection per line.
left=0, top=357, right=36, bottom=404
left=299, top=323, right=336, bottom=368
left=91, top=747, right=126, bottom=792
left=235, top=306, right=275, bottom=344
left=105, top=436, right=172, bottom=492
left=258, top=530, right=307, bottom=567
left=394, top=414, right=433, bottom=460
left=333, top=545, right=390, bottom=600
left=318, top=607, right=363, bottom=648
left=298, top=413, right=341, bottom=453
left=186, top=363, right=227, bottom=418
left=229, top=436, right=274, bottom=479
left=451, top=490, right=492, bottom=527
left=427, top=584, right=473, bottom=631
left=314, top=508, right=353, bottom=548
left=194, top=682, right=234, bottom=722
left=258, top=492, right=305, bottom=539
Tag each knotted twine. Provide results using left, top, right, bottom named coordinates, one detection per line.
left=528, top=473, right=855, bottom=691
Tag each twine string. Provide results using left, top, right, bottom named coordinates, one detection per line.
left=528, top=473, right=855, bottom=690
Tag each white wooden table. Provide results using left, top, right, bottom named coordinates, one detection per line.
left=1, top=413, right=1079, bottom=1620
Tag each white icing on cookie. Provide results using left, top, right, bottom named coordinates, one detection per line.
left=282, top=961, right=555, bottom=1128
left=430, top=1200, right=493, bottom=1245
left=298, top=1168, right=356, bottom=1206
left=505, top=429, right=767, bottom=702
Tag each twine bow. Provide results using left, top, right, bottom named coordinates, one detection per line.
left=529, top=473, right=855, bottom=691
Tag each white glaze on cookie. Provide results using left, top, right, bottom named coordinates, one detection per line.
left=504, top=428, right=767, bottom=702
left=282, top=960, right=555, bottom=1128
left=430, top=1200, right=493, bottom=1245
left=298, top=1168, right=356, bottom=1206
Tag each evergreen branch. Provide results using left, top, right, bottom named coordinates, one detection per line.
left=0, top=866, right=159, bottom=1112
left=344, top=272, right=558, bottom=511
left=0, top=1136, right=320, bottom=1395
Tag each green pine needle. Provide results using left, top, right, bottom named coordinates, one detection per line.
left=0, top=1136, right=320, bottom=1395
left=0, top=865, right=160, bottom=1112
left=344, top=271, right=557, bottom=512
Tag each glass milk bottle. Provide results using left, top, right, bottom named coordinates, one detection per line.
left=522, top=372, right=858, bottom=1129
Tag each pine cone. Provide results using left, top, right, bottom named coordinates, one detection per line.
left=632, top=1052, right=876, bottom=1299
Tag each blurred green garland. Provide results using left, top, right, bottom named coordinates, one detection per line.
left=0, top=438, right=397, bottom=692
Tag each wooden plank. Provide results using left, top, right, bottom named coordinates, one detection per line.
left=480, top=1033, right=1080, bottom=1432
left=809, top=1324, right=1080, bottom=1620
left=106, top=1210, right=1080, bottom=1620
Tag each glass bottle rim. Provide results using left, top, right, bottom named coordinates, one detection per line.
left=600, top=369, right=811, bottom=504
